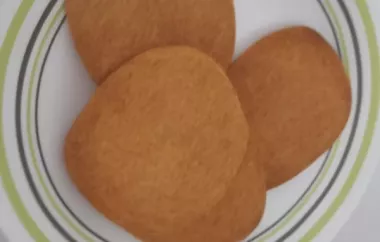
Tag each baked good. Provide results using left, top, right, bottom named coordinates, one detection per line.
left=65, top=0, right=236, bottom=84
left=228, top=26, right=352, bottom=189
left=65, top=46, right=263, bottom=241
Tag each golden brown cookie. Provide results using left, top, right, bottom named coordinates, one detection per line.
left=65, top=46, right=266, bottom=241
left=228, top=26, right=352, bottom=189
left=65, top=0, right=236, bottom=84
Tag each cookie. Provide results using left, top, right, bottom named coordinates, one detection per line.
left=65, top=46, right=262, bottom=241
left=65, top=0, right=236, bottom=84
left=228, top=26, right=352, bottom=189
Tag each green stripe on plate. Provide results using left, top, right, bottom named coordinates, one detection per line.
left=0, top=0, right=49, bottom=241
left=301, top=0, right=380, bottom=240
left=256, top=1, right=348, bottom=240
left=26, top=4, right=94, bottom=241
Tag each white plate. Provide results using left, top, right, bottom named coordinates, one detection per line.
left=0, top=0, right=379, bottom=241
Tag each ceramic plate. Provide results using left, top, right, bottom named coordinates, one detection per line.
left=0, top=0, right=380, bottom=241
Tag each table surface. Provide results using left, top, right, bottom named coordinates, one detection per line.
left=336, top=164, right=380, bottom=242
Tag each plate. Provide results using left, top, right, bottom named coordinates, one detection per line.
left=0, top=0, right=379, bottom=241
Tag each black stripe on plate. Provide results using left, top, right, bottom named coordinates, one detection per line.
left=34, top=16, right=108, bottom=242
left=276, top=0, right=363, bottom=240
left=318, top=0, right=342, bottom=58
left=249, top=1, right=344, bottom=239
left=15, top=0, right=75, bottom=241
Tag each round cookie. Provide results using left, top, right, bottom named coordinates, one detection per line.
left=228, top=26, right=352, bottom=189
left=65, top=0, right=236, bottom=84
left=65, top=46, right=265, bottom=241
